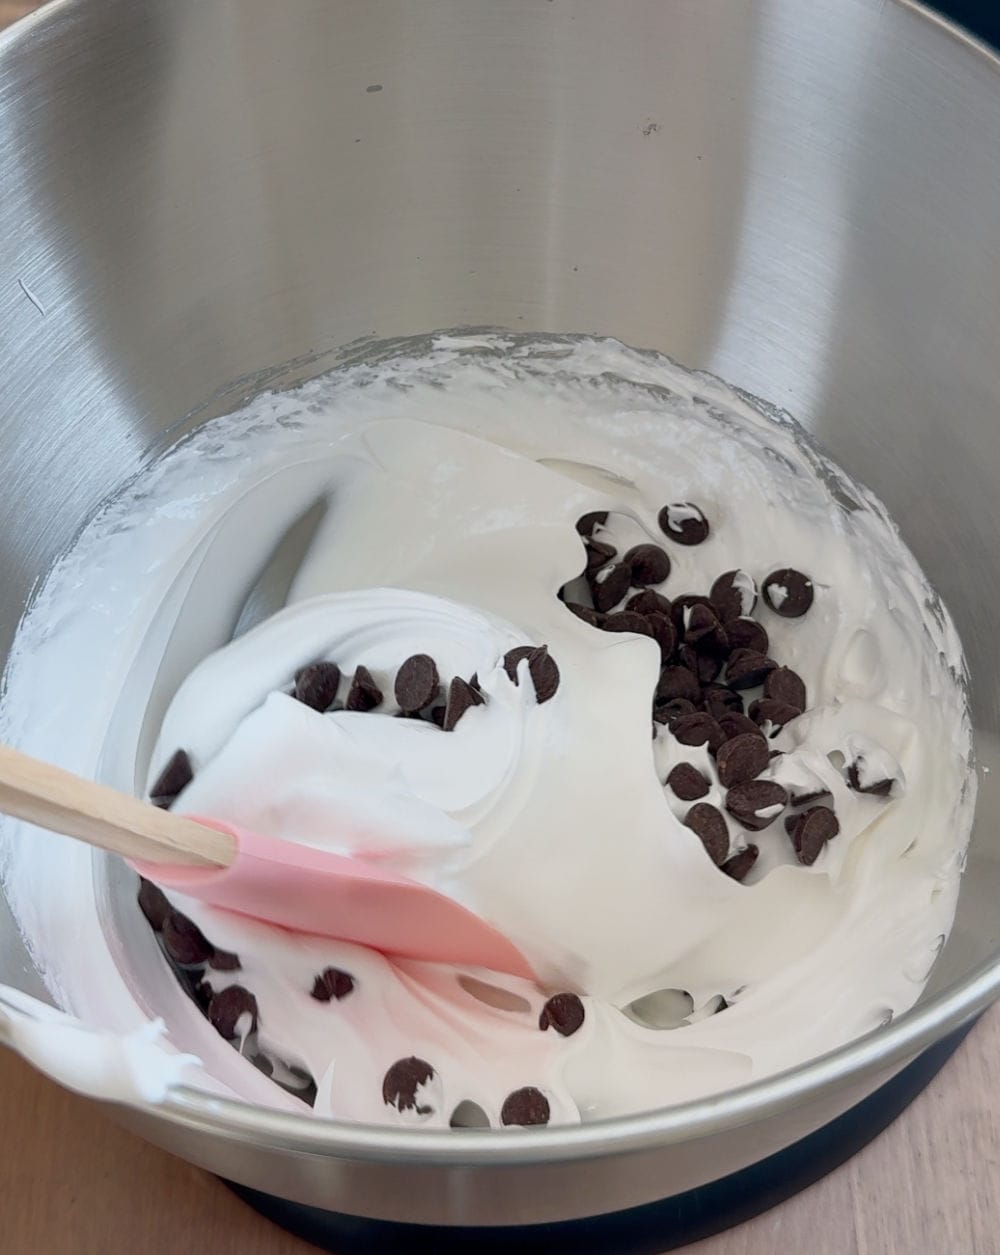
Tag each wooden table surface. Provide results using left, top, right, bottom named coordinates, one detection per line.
left=1, top=1, right=998, bottom=1251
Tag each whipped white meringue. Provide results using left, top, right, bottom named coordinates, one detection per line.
left=0, top=334, right=974, bottom=1127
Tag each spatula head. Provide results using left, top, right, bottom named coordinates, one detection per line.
left=131, top=818, right=537, bottom=980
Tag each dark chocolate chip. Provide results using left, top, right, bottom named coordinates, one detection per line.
left=626, top=589, right=673, bottom=617
left=677, top=644, right=723, bottom=685
left=725, top=617, right=770, bottom=656
left=673, top=712, right=726, bottom=753
left=702, top=685, right=744, bottom=719
left=684, top=803, right=730, bottom=865
left=721, top=845, right=759, bottom=882
left=789, top=786, right=833, bottom=808
left=646, top=612, right=677, bottom=662
left=601, top=610, right=654, bottom=638
left=208, top=985, right=259, bottom=1039
left=748, top=698, right=802, bottom=734
left=685, top=603, right=723, bottom=646
left=717, top=712, right=765, bottom=743
left=566, top=602, right=602, bottom=626
left=311, top=967, right=356, bottom=1001
left=500, top=1086, right=551, bottom=1127
left=539, top=992, right=585, bottom=1037
left=162, top=911, right=214, bottom=966
left=789, top=805, right=841, bottom=865
left=294, top=661, right=342, bottom=712
left=726, top=649, right=778, bottom=690
left=658, top=502, right=710, bottom=546
left=716, top=733, right=771, bottom=788
left=763, top=568, right=814, bottom=618
left=764, top=666, right=806, bottom=711
left=655, top=665, right=701, bottom=705
left=149, top=748, right=194, bottom=806
left=671, top=594, right=714, bottom=636
left=589, top=561, right=631, bottom=613
left=209, top=949, right=241, bottom=971
left=345, top=665, right=383, bottom=712
left=395, top=654, right=440, bottom=713
left=623, top=543, right=671, bottom=587
left=383, top=1057, right=436, bottom=1115
left=585, top=539, right=617, bottom=573
left=725, top=780, right=788, bottom=831
left=429, top=705, right=446, bottom=727
left=666, top=762, right=710, bottom=801
left=443, top=676, right=486, bottom=731
left=575, top=511, right=608, bottom=537
left=710, top=570, right=758, bottom=622
left=847, top=761, right=895, bottom=797
left=137, top=878, right=170, bottom=931
left=504, top=645, right=560, bottom=704
left=653, top=697, right=696, bottom=728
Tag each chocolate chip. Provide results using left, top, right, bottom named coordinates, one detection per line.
left=748, top=698, right=802, bottom=734
left=137, top=878, right=170, bottom=931
left=847, top=761, right=895, bottom=797
left=566, top=602, right=602, bottom=626
left=653, top=697, right=696, bottom=727
left=658, top=502, right=710, bottom=546
left=673, top=712, right=726, bottom=753
left=429, top=705, right=446, bottom=727
left=504, top=645, right=560, bottom=703
left=442, top=676, right=486, bottom=730
left=726, top=617, right=770, bottom=655
left=684, top=803, right=730, bottom=865
left=789, top=805, right=840, bottom=865
left=575, top=511, right=608, bottom=537
left=671, top=594, right=714, bottom=636
left=589, top=561, right=631, bottom=612
left=294, top=661, right=342, bottom=712
left=646, top=612, right=677, bottom=662
left=601, top=611, right=654, bottom=638
left=702, top=685, right=744, bottom=719
left=345, top=665, right=383, bottom=712
left=716, top=733, right=771, bottom=788
left=763, top=568, right=814, bottom=617
left=789, top=786, right=833, bottom=808
left=656, top=665, right=701, bottom=705
left=539, top=993, right=585, bottom=1037
left=626, top=589, right=673, bottom=617
left=666, top=763, right=710, bottom=801
left=726, top=649, right=778, bottom=690
left=678, top=644, right=723, bottom=685
left=685, top=603, right=723, bottom=646
left=721, top=845, right=759, bottom=882
left=717, top=711, right=764, bottom=743
left=383, top=1057, right=436, bottom=1115
left=624, top=544, right=671, bottom=587
left=764, top=666, right=806, bottom=711
left=500, top=1086, right=551, bottom=1127
left=710, top=570, right=758, bottom=622
left=725, top=780, right=788, bottom=831
left=209, top=949, right=241, bottom=971
left=311, top=967, right=356, bottom=1001
left=162, top=912, right=213, bottom=966
left=585, top=539, right=617, bottom=573
left=208, top=985, right=259, bottom=1039
left=395, top=654, right=440, bottom=713
left=149, top=749, right=194, bottom=807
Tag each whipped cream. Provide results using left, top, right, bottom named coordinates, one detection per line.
left=0, top=334, right=974, bottom=1127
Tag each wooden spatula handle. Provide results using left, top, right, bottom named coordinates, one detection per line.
left=0, top=745, right=234, bottom=868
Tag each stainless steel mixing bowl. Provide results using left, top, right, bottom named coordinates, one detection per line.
left=2, top=0, right=1000, bottom=1229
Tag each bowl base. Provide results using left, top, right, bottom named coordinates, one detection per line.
left=224, top=1019, right=973, bottom=1252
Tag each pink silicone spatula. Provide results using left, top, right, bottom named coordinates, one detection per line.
left=0, top=744, right=536, bottom=979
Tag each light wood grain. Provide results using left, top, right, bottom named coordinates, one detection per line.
left=1, top=1007, right=998, bottom=1254
left=0, top=745, right=234, bottom=867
